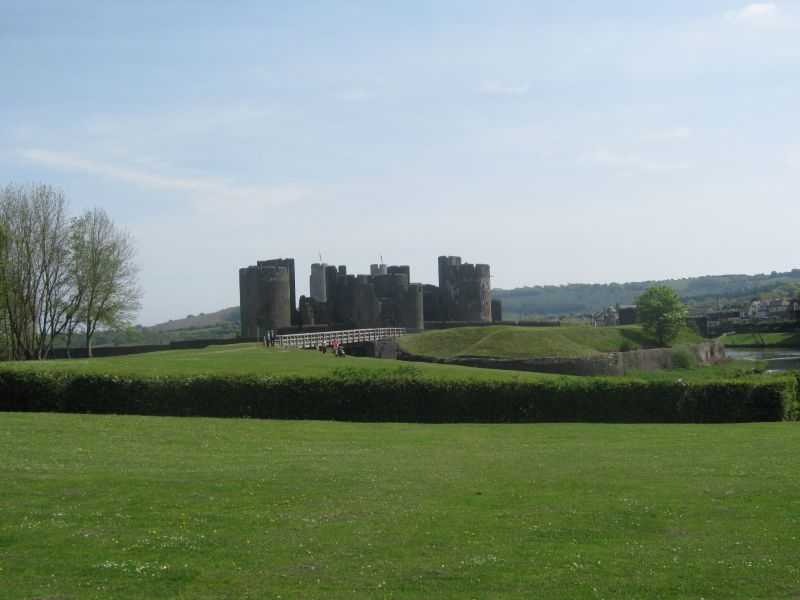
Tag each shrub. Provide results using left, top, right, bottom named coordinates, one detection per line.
left=1, top=370, right=796, bottom=424
left=618, top=340, right=634, bottom=352
left=670, top=348, right=696, bottom=369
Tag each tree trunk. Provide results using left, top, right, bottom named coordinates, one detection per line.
left=86, top=319, right=93, bottom=358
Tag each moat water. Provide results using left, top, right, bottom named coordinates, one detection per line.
left=725, top=347, right=800, bottom=373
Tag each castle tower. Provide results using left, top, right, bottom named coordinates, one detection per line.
left=257, top=258, right=297, bottom=325
left=437, top=255, right=492, bottom=322
left=310, top=263, right=328, bottom=302
left=401, top=283, right=424, bottom=330
left=458, top=263, right=492, bottom=322
left=239, top=263, right=292, bottom=337
left=324, top=265, right=339, bottom=305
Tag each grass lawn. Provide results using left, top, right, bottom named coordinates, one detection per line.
left=624, top=360, right=768, bottom=381
left=399, top=325, right=705, bottom=359
left=0, top=341, right=774, bottom=386
left=722, top=331, right=800, bottom=348
left=0, top=343, right=562, bottom=382
left=1, top=413, right=799, bottom=599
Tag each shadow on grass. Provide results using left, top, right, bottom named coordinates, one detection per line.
left=779, top=332, right=800, bottom=347
left=618, top=328, right=657, bottom=349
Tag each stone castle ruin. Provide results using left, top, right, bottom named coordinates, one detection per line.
left=239, top=255, right=495, bottom=337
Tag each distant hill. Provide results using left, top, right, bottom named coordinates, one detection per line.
left=494, top=269, right=800, bottom=319
left=62, top=307, right=242, bottom=348
left=145, top=307, right=240, bottom=332
left=141, top=269, right=800, bottom=331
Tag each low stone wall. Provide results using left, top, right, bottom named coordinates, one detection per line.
left=396, top=342, right=727, bottom=376
left=341, top=339, right=400, bottom=359
left=423, top=320, right=559, bottom=330
left=50, top=337, right=246, bottom=359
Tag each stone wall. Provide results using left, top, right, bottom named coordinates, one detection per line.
left=50, top=337, right=248, bottom=359
left=396, top=341, right=727, bottom=376
left=491, top=299, right=502, bottom=322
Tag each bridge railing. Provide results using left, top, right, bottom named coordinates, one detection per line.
left=276, top=327, right=406, bottom=349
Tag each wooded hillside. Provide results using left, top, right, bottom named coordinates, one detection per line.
left=494, top=269, right=800, bottom=318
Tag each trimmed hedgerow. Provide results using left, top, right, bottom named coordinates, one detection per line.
left=0, top=370, right=797, bottom=423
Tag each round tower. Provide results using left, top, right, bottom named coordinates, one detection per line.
left=310, top=262, right=327, bottom=302
left=239, top=265, right=291, bottom=337
left=458, top=263, right=491, bottom=322
left=401, top=283, right=424, bottom=331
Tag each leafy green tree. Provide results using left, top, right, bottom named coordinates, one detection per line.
left=0, top=183, right=73, bottom=359
left=636, top=285, right=686, bottom=347
left=0, top=185, right=142, bottom=360
left=69, top=207, right=141, bottom=357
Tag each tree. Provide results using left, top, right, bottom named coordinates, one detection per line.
left=69, top=207, right=141, bottom=357
left=0, top=184, right=141, bottom=360
left=0, top=183, right=74, bottom=359
left=0, top=222, right=8, bottom=359
left=636, top=285, right=686, bottom=347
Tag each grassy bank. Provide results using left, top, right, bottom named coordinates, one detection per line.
left=0, top=343, right=559, bottom=382
left=398, top=325, right=705, bottom=359
left=722, top=331, right=800, bottom=348
left=1, top=413, right=798, bottom=599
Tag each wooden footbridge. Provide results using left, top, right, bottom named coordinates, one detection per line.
left=276, top=327, right=406, bottom=349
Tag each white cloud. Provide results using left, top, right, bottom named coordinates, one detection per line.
left=724, top=3, right=782, bottom=25
left=479, top=81, right=530, bottom=95
left=335, top=89, right=377, bottom=102
left=585, top=148, right=691, bottom=173
left=782, top=146, right=800, bottom=167
left=82, top=105, right=275, bottom=138
left=645, top=126, right=692, bottom=142
left=18, top=147, right=310, bottom=213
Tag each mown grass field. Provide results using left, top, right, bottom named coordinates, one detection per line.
left=0, top=343, right=561, bottom=382
left=0, top=340, right=766, bottom=385
left=623, top=359, right=767, bottom=381
left=1, top=413, right=798, bottom=599
left=398, top=325, right=705, bottom=359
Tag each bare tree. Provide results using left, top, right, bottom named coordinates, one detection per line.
left=0, top=183, right=73, bottom=359
left=69, top=207, right=141, bottom=357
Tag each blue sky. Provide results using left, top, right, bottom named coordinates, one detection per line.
left=2, top=1, right=798, bottom=325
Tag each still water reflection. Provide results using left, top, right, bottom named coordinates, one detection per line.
left=725, top=347, right=800, bottom=373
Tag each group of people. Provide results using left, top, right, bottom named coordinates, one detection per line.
left=318, top=338, right=346, bottom=357
left=263, top=330, right=276, bottom=347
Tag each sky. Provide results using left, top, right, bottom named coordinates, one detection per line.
left=1, top=1, right=798, bottom=326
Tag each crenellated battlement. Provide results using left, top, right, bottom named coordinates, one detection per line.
left=239, top=255, right=496, bottom=336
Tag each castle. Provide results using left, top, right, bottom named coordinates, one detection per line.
left=239, top=255, right=497, bottom=337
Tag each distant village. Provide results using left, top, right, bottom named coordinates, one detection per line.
left=588, top=298, right=800, bottom=335
left=688, top=298, right=800, bottom=335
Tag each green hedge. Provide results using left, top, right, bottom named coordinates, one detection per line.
left=0, top=371, right=797, bottom=423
